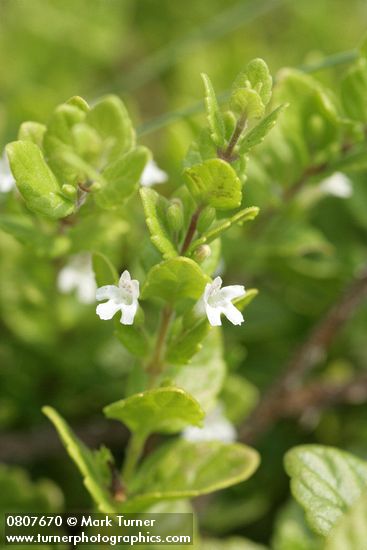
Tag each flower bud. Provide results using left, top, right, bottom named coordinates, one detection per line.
left=166, top=199, right=184, bottom=233
left=61, top=184, right=77, bottom=199
left=197, top=206, right=216, bottom=233
left=193, top=244, right=211, bottom=263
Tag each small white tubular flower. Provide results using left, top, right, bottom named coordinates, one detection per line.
left=203, top=276, right=245, bottom=326
left=0, top=151, right=15, bottom=193
left=320, top=172, right=353, bottom=198
left=183, top=404, right=236, bottom=444
left=57, top=253, right=97, bottom=304
left=96, top=270, right=139, bottom=325
left=140, top=159, right=168, bottom=187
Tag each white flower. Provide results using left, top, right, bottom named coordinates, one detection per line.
left=203, top=276, right=245, bottom=326
left=183, top=404, right=236, bottom=443
left=0, top=151, right=15, bottom=193
left=320, top=172, right=352, bottom=198
left=96, top=270, right=139, bottom=325
left=57, top=253, right=97, bottom=304
left=140, top=159, right=168, bottom=187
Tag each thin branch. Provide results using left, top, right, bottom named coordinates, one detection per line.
left=240, top=265, right=367, bottom=444
left=279, top=373, right=367, bottom=417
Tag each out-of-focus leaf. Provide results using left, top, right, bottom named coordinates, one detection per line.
left=169, top=329, right=226, bottom=412
left=18, top=121, right=46, bottom=147
left=340, top=59, right=367, bottom=122
left=43, top=406, right=116, bottom=513
left=272, top=500, right=323, bottom=550
left=202, top=537, right=268, bottom=550
left=284, top=445, right=367, bottom=536
left=325, top=492, right=367, bottom=550
left=122, top=439, right=260, bottom=511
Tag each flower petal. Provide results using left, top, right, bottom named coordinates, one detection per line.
left=205, top=303, right=222, bottom=326
left=96, top=285, right=120, bottom=301
left=119, top=270, right=131, bottom=285
left=141, top=159, right=168, bottom=187
left=204, top=276, right=222, bottom=302
left=120, top=303, right=138, bottom=325
left=130, top=279, right=140, bottom=300
left=223, top=303, right=244, bottom=326
left=96, top=300, right=121, bottom=320
left=219, top=284, right=245, bottom=301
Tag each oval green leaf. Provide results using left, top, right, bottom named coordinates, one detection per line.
left=103, top=387, right=205, bottom=437
left=184, top=159, right=242, bottom=210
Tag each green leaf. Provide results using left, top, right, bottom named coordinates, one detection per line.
left=221, top=374, right=259, bottom=425
left=141, top=257, right=209, bottom=303
left=202, top=73, right=226, bottom=148
left=272, top=500, right=323, bottom=550
left=202, top=537, right=268, bottom=550
left=95, top=147, right=150, bottom=209
left=166, top=317, right=210, bottom=364
left=184, top=159, right=242, bottom=210
left=340, top=59, right=367, bottom=122
left=274, top=70, right=340, bottom=156
left=6, top=141, right=74, bottom=219
left=140, top=187, right=178, bottom=259
left=104, top=387, right=204, bottom=437
left=0, top=463, right=63, bottom=513
left=284, top=445, right=367, bottom=536
left=18, top=121, right=46, bottom=148
left=123, top=439, right=260, bottom=511
left=189, top=207, right=259, bottom=253
left=233, top=58, right=273, bottom=107
left=86, top=95, right=135, bottom=163
left=0, top=214, right=69, bottom=257
left=168, top=329, right=226, bottom=411
left=230, top=88, right=265, bottom=118
left=42, top=407, right=116, bottom=513
left=234, top=288, right=259, bottom=311
left=66, top=95, right=90, bottom=113
left=115, top=321, right=149, bottom=358
left=325, top=492, right=367, bottom=550
left=239, top=104, right=287, bottom=154
left=43, top=103, right=87, bottom=185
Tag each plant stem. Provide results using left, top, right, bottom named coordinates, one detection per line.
left=180, top=205, right=203, bottom=255
left=145, top=207, right=205, bottom=385
left=219, top=114, right=247, bottom=162
left=146, top=305, right=173, bottom=385
left=122, top=432, right=146, bottom=485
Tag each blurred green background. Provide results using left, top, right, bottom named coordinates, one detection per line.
left=1, top=0, right=367, bottom=547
